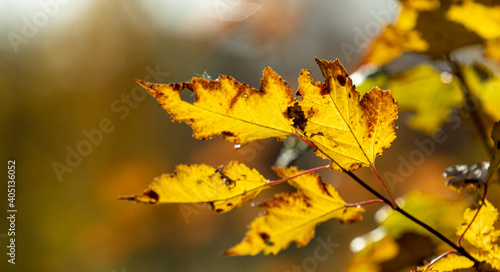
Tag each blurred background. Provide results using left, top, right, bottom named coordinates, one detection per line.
left=1, top=0, right=499, bottom=271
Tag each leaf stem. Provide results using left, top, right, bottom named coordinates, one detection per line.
left=345, top=199, right=386, bottom=207
left=266, top=165, right=331, bottom=186
left=344, top=170, right=393, bottom=206
left=424, top=250, right=457, bottom=270
left=370, top=165, right=397, bottom=208
left=457, top=183, right=489, bottom=247
left=291, top=132, right=316, bottom=148
left=447, top=57, right=493, bottom=156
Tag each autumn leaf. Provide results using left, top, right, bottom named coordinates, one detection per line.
left=360, top=0, right=500, bottom=66
left=287, top=58, right=398, bottom=171
left=119, top=161, right=270, bottom=214
left=457, top=200, right=500, bottom=270
left=137, top=66, right=295, bottom=145
left=224, top=166, right=364, bottom=256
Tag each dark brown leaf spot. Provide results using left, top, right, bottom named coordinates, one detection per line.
left=224, top=178, right=236, bottom=189
left=144, top=190, right=159, bottom=202
left=286, top=102, right=307, bottom=131
left=259, top=232, right=274, bottom=246
left=497, top=141, right=500, bottom=149
left=216, top=168, right=236, bottom=189
left=215, top=208, right=224, bottom=213
left=221, top=131, right=235, bottom=137
left=319, top=84, right=330, bottom=95
left=336, top=74, right=347, bottom=86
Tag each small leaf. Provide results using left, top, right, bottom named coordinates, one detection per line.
left=120, top=161, right=269, bottom=214
left=224, top=166, right=364, bottom=255
left=289, top=58, right=398, bottom=171
left=443, top=161, right=490, bottom=191
left=137, top=66, right=295, bottom=145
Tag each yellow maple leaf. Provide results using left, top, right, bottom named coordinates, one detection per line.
left=120, top=161, right=269, bottom=214
left=137, top=66, right=295, bottom=145
left=289, top=58, right=398, bottom=171
left=457, top=200, right=500, bottom=270
left=360, top=0, right=500, bottom=66
left=224, top=166, right=364, bottom=256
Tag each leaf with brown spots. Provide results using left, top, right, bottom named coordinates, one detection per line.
left=224, top=166, right=364, bottom=256
left=288, top=58, right=398, bottom=171
left=119, top=161, right=270, bottom=214
left=137, top=66, right=295, bottom=145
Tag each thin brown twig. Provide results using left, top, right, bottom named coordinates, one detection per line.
left=345, top=199, right=386, bottom=207
left=266, top=164, right=331, bottom=186
left=424, top=250, right=457, bottom=270
left=371, top=165, right=397, bottom=208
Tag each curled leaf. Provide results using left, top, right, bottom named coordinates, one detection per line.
left=443, top=162, right=490, bottom=191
